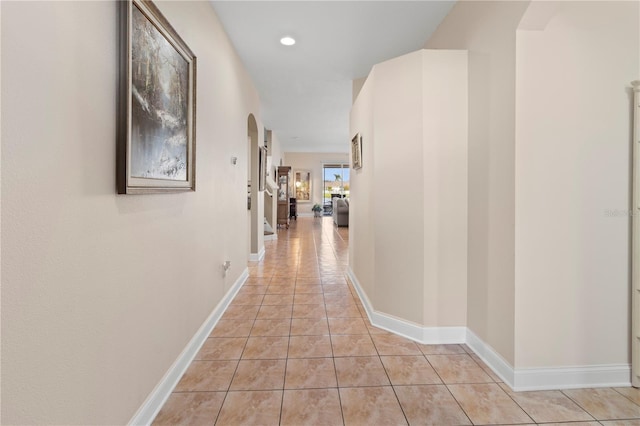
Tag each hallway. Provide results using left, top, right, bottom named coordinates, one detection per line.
left=154, top=218, right=640, bottom=425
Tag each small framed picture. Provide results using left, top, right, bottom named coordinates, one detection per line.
left=117, top=0, right=197, bottom=194
left=294, top=170, right=311, bottom=202
left=258, top=146, right=267, bottom=191
left=351, top=133, right=362, bottom=170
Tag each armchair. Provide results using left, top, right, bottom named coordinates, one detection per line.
left=332, top=198, right=349, bottom=227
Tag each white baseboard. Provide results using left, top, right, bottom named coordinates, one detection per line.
left=467, top=328, right=631, bottom=390
left=297, top=212, right=314, bottom=218
left=264, top=233, right=277, bottom=241
left=128, top=268, right=249, bottom=426
left=347, top=267, right=632, bottom=392
left=346, top=268, right=466, bottom=344
left=466, top=328, right=515, bottom=385
left=249, top=246, right=265, bottom=262
left=512, top=364, right=631, bottom=391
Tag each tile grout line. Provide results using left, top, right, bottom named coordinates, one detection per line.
left=612, top=387, right=640, bottom=409
left=560, top=389, right=602, bottom=423
left=315, top=218, right=347, bottom=426
left=212, top=275, right=270, bottom=425
left=278, top=248, right=300, bottom=426
left=493, top=382, right=538, bottom=425
left=440, top=383, right=476, bottom=426
left=367, top=309, right=411, bottom=426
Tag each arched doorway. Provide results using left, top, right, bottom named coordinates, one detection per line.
left=247, top=114, right=264, bottom=261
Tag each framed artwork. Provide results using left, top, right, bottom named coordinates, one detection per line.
left=294, top=170, right=311, bottom=202
left=351, top=133, right=362, bottom=170
left=258, top=146, right=267, bottom=191
left=117, top=0, right=197, bottom=194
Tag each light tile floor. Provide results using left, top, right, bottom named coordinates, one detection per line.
left=154, top=217, right=640, bottom=425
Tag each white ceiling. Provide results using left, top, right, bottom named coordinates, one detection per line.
left=210, top=1, right=455, bottom=153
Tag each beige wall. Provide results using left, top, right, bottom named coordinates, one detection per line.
left=349, top=75, right=375, bottom=298
left=1, top=1, right=262, bottom=424
left=421, top=51, right=469, bottom=327
left=426, top=0, right=530, bottom=364
left=352, top=77, right=367, bottom=104
left=372, top=51, right=425, bottom=323
left=350, top=50, right=468, bottom=327
left=283, top=152, right=349, bottom=214
left=425, top=0, right=639, bottom=370
left=514, top=1, right=639, bottom=368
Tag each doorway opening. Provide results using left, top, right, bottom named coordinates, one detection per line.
left=247, top=113, right=263, bottom=260
left=322, top=163, right=350, bottom=215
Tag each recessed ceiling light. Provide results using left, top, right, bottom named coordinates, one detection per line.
left=280, top=36, right=296, bottom=46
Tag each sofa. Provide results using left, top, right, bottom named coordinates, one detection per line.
left=333, top=198, right=349, bottom=227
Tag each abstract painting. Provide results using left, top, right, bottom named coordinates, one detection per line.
left=118, top=0, right=197, bottom=193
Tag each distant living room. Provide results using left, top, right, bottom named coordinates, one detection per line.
left=323, top=163, right=349, bottom=227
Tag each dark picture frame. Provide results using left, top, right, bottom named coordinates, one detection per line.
left=117, top=0, right=197, bottom=194
left=258, top=146, right=267, bottom=192
left=351, top=133, right=362, bottom=170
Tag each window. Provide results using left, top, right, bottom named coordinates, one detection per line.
left=323, top=164, right=350, bottom=205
